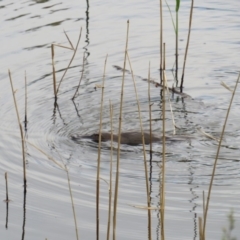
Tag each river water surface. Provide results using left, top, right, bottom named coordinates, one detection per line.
left=0, top=0, right=239, bottom=240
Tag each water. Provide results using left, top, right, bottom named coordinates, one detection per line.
left=0, top=0, right=239, bottom=239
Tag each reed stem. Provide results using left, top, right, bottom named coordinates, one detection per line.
left=127, top=53, right=152, bottom=240
left=159, top=0, right=163, bottom=84
left=202, top=70, right=240, bottom=239
left=5, top=172, right=8, bottom=202
left=96, top=54, right=108, bottom=240
left=180, top=0, right=194, bottom=91
left=24, top=71, right=27, bottom=130
left=160, top=69, right=166, bottom=240
left=8, top=70, right=27, bottom=193
left=56, top=27, right=82, bottom=95
left=113, top=20, right=129, bottom=240
left=72, top=52, right=86, bottom=99
left=106, top=101, right=113, bottom=240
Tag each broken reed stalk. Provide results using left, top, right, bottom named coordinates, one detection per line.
left=127, top=52, right=152, bottom=240
left=202, top=70, right=240, bottom=240
left=5, top=172, right=9, bottom=202
left=64, top=29, right=75, bottom=50
left=96, top=54, right=108, bottom=240
left=159, top=0, right=163, bottom=84
left=28, top=143, right=77, bottom=239
left=26, top=140, right=65, bottom=169
left=54, top=142, right=79, bottom=240
left=160, top=69, right=166, bottom=240
left=180, top=0, right=194, bottom=91
left=8, top=70, right=27, bottom=192
left=28, top=140, right=78, bottom=240
left=72, top=53, right=86, bottom=99
left=113, top=20, right=129, bottom=240
left=24, top=71, right=27, bottom=130
left=56, top=27, right=82, bottom=95
left=106, top=101, right=114, bottom=240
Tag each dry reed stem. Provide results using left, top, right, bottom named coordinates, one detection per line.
left=56, top=27, right=82, bottom=95
left=129, top=205, right=159, bottom=210
left=26, top=141, right=64, bottom=170
left=96, top=54, right=108, bottom=240
left=202, top=70, right=240, bottom=239
left=197, top=128, right=220, bottom=142
left=203, top=191, right=205, bottom=220
left=113, top=20, right=129, bottom=240
left=159, top=0, right=163, bottom=84
left=127, top=52, right=152, bottom=240
left=51, top=44, right=57, bottom=98
left=28, top=140, right=79, bottom=240
left=64, top=30, right=75, bottom=50
left=53, top=44, right=73, bottom=50
left=5, top=172, right=9, bottom=202
left=148, top=62, right=153, bottom=155
left=24, top=71, right=27, bottom=129
left=55, top=149, right=79, bottom=240
left=221, top=81, right=233, bottom=92
left=72, top=53, right=86, bottom=99
left=162, top=43, right=176, bottom=134
left=64, top=164, right=79, bottom=240
left=107, top=101, right=113, bottom=240
left=8, top=70, right=27, bottom=191
left=163, top=71, right=176, bottom=134
left=198, top=217, right=203, bottom=240
left=160, top=69, right=166, bottom=240
left=180, top=0, right=194, bottom=90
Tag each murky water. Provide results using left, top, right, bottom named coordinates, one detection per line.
left=0, top=0, right=239, bottom=239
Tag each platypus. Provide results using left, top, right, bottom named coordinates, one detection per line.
left=71, top=131, right=190, bottom=146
